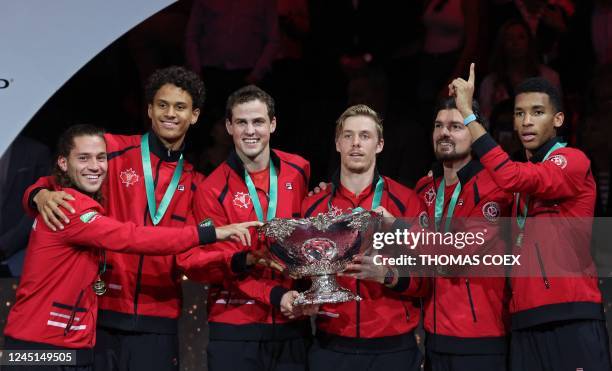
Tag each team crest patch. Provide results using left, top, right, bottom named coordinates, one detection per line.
left=80, top=211, right=100, bottom=224
left=285, top=182, right=293, bottom=190
left=120, top=168, right=140, bottom=187
left=482, top=201, right=500, bottom=223
left=548, top=154, right=568, bottom=169
left=418, top=211, right=430, bottom=229
left=424, top=187, right=436, bottom=206
left=233, top=192, right=251, bottom=209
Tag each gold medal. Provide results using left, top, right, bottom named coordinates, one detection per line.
left=93, top=278, right=107, bottom=296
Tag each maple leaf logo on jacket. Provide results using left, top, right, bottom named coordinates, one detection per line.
left=120, top=168, right=140, bottom=187
left=329, top=205, right=344, bottom=217
left=424, top=187, right=436, bottom=206
left=233, top=192, right=251, bottom=209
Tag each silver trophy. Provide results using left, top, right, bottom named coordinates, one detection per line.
left=259, top=209, right=380, bottom=305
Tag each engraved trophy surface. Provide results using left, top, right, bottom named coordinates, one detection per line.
left=259, top=209, right=379, bottom=305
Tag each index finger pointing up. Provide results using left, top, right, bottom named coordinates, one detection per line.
left=468, top=63, right=476, bottom=84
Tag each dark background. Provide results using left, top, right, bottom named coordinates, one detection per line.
left=2, top=1, right=612, bottom=369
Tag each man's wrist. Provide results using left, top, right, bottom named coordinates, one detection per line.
left=271, top=286, right=289, bottom=308
left=29, top=187, right=46, bottom=210
left=462, top=111, right=476, bottom=125
left=382, top=267, right=397, bottom=287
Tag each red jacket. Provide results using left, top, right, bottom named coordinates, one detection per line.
left=302, top=171, right=428, bottom=352
left=7, top=187, right=213, bottom=349
left=415, top=159, right=512, bottom=354
left=472, top=134, right=602, bottom=329
left=187, top=149, right=311, bottom=341
left=23, top=132, right=207, bottom=334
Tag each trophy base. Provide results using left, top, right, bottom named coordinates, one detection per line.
left=293, top=274, right=361, bottom=306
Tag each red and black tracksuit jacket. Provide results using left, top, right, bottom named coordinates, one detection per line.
left=7, top=187, right=215, bottom=353
left=415, top=159, right=513, bottom=354
left=187, top=149, right=311, bottom=341
left=23, top=132, right=207, bottom=334
left=302, top=170, right=428, bottom=353
left=472, top=134, right=603, bottom=330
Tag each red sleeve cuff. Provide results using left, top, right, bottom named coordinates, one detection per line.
left=472, top=133, right=498, bottom=158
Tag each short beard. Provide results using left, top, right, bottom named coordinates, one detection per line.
left=53, top=168, right=104, bottom=204
left=434, top=150, right=470, bottom=162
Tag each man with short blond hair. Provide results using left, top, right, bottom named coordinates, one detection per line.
left=303, top=104, right=428, bottom=371
left=334, top=103, right=384, bottom=140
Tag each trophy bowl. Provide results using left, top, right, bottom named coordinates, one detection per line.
left=258, top=209, right=380, bottom=305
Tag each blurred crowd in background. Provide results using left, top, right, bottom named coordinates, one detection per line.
left=14, top=0, right=612, bottom=221
left=2, top=2, right=612, bottom=367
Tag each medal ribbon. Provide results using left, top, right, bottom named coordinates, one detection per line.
left=434, top=179, right=462, bottom=233
left=328, top=176, right=384, bottom=212
left=141, top=132, right=184, bottom=225
left=515, top=142, right=567, bottom=232
left=244, top=161, right=278, bottom=222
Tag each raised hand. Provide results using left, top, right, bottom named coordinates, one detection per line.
left=215, top=221, right=262, bottom=246
left=33, top=189, right=76, bottom=231
left=448, top=63, right=476, bottom=118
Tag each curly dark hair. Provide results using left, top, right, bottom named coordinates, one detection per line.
left=145, top=66, right=205, bottom=109
left=53, top=124, right=106, bottom=202
left=225, top=85, right=275, bottom=121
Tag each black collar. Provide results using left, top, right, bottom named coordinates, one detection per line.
left=226, top=149, right=282, bottom=179
left=330, top=168, right=382, bottom=196
left=147, top=130, right=185, bottom=162
left=528, top=136, right=563, bottom=163
left=431, top=158, right=484, bottom=185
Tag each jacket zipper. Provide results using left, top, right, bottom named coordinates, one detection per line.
left=401, top=300, right=411, bottom=322
left=64, top=290, right=84, bottom=335
left=271, top=270, right=276, bottom=339
left=356, top=279, right=361, bottom=338
left=465, top=278, right=477, bottom=322
left=135, top=159, right=164, bottom=316
left=433, top=276, right=437, bottom=335
left=534, top=243, right=550, bottom=289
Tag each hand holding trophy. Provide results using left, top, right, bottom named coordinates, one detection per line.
left=258, top=209, right=381, bottom=305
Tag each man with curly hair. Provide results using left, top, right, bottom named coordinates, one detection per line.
left=5, top=124, right=258, bottom=371
left=23, top=66, right=208, bottom=371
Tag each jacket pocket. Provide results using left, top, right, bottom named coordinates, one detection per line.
left=49, top=293, right=87, bottom=335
